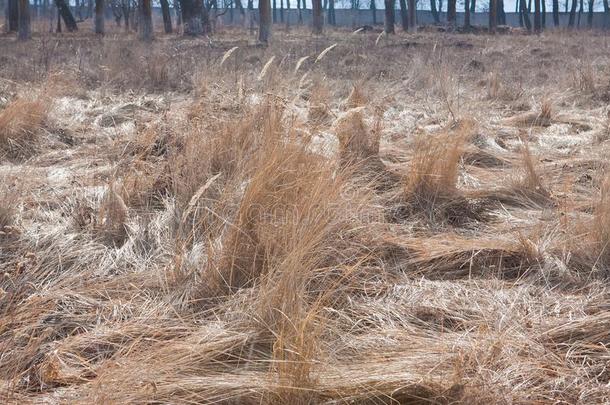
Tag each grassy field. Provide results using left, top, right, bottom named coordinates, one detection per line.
left=1, top=26, right=610, bottom=403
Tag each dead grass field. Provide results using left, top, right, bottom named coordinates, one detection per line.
left=1, top=27, right=610, bottom=403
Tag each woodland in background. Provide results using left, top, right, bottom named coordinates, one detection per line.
left=2, top=0, right=610, bottom=42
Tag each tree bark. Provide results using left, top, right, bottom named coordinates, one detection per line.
left=399, top=0, right=408, bottom=31
left=7, top=0, right=18, bottom=32
left=17, top=0, right=30, bottom=40
left=470, top=0, right=475, bottom=12
left=272, top=0, right=276, bottom=23
left=384, top=0, right=395, bottom=33
left=259, top=0, right=271, bottom=43
left=408, top=0, right=416, bottom=30
left=489, top=0, right=497, bottom=33
left=447, top=0, right=456, bottom=25
left=552, top=0, right=559, bottom=25
left=541, top=0, right=545, bottom=26
left=533, top=0, right=541, bottom=31
left=55, top=0, right=78, bottom=31
left=588, top=0, right=594, bottom=27
left=464, top=0, right=470, bottom=28
left=312, top=0, right=323, bottom=33
left=94, top=0, right=104, bottom=34
left=370, top=0, right=376, bottom=24
left=139, top=0, right=153, bottom=40
left=430, top=0, right=439, bottom=22
left=160, top=0, right=173, bottom=33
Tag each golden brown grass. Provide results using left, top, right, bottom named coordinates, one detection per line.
left=0, top=97, right=48, bottom=158
left=2, top=29, right=610, bottom=405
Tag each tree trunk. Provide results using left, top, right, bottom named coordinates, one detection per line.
left=604, top=0, right=609, bottom=12
left=588, top=0, right=594, bottom=27
left=447, top=0, right=456, bottom=25
left=498, top=0, right=505, bottom=24
left=520, top=0, right=532, bottom=30
left=272, top=0, right=276, bottom=22
left=464, top=0, right=470, bottom=28
left=553, top=0, right=559, bottom=25
left=568, top=0, right=577, bottom=27
left=7, top=0, right=18, bottom=32
left=578, top=0, right=583, bottom=26
left=17, top=0, right=30, bottom=40
left=200, top=0, right=211, bottom=35
left=470, top=0, right=475, bottom=12
left=533, top=0, right=541, bottom=31
left=430, top=0, right=439, bottom=22
left=408, top=0, right=416, bottom=30
left=297, top=0, right=302, bottom=23
left=55, top=0, right=78, bottom=31
left=399, top=0, right=408, bottom=30
left=259, top=0, right=271, bottom=42
left=94, top=0, right=104, bottom=34
left=139, top=0, right=153, bottom=40
left=384, top=0, right=395, bottom=33
left=180, top=0, right=202, bottom=35
left=328, top=0, right=335, bottom=24
left=160, top=0, right=173, bottom=33
left=489, top=0, right=497, bottom=32
left=370, top=0, right=376, bottom=24
left=312, top=0, right=322, bottom=33
left=541, top=0, right=545, bottom=27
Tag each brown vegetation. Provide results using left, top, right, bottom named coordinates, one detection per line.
left=0, top=29, right=609, bottom=404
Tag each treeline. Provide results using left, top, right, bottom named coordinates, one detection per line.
left=2, top=0, right=606, bottom=41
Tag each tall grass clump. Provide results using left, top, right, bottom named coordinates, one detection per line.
left=0, top=97, right=49, bottom=158
left=397, top=120, right=484, bottom=226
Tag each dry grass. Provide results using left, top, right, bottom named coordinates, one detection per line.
left=1, top=28, right=610, bottom=405
left=0, top=97, right=49, bottom=158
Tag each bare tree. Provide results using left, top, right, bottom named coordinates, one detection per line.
left=464, top=0, right=470, bottom=28
left=370, top=0, right=376, bottom=24
left=312, top=0, right=323, bottom=33
left=553, top=0, right=559, bottom=25
left=489, top=0, right=497, bottom=33
left=55, top=0, right=78, bottom=31
left=95, top=0, right=104, bottom=34
left=520, top=0, right=532, bottom=30
left=328, top=0, right=335, bottom=24
left=447, top=0, right=456, bottom=25
left=408, top=0, right=416, bottom=31
left=568, top=0, right=577, bottom=27
left=588, top=0, right=594, bottom=27
left=160, top=0, right=173, bottom=33
left=17, top=0, right=30, bottom=40
left=7, top=0, right=18, bottom=32
left=180, top=0, right=202, bottom=35
left=533, top=0, right=541, bottom=31
left=498, top=0, right=505, bottom=24
left=430, top=0, right=439, bottom=22
left=385, top=0, right=395, bottom=33
left=259, top=0, right=271, bottom=43
left=139, top=0, right=153, bottom=40
left=399, top=0, right=408, bottom=31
